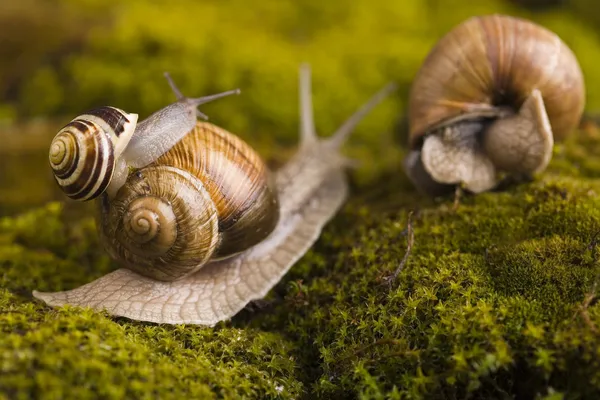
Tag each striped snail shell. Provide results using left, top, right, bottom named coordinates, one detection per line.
left=49, top=107, right=138, bottom=201
left=33, top=65, right=397, bottom=326
left=404, top=14, right=585, bottom=196
left=48, top=73, right=241, bottom=201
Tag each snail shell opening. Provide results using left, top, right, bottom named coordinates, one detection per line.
left=97, top=165, right=220, bottom=282
left=408, top=14, right=585, bottom=147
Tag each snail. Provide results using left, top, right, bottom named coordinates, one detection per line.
left=403, top=14, right=585, bottom=196
left=33, top=65, right=397, bottom=326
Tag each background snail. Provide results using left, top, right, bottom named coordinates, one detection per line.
left=403, top=14, right=585, bottom=196
left=33, top=65, right=397, bottom=326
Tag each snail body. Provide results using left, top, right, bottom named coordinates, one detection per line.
left=404, top=14, right=585, bottom=195
left=33, top=66, right=397, bottom=326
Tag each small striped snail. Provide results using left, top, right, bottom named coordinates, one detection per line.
left=403, top=14, right=585, bottom=196
left=47, top=74, right=241, bottom=201
left=33, top=65, right=397, bottom=326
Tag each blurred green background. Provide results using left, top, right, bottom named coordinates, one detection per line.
left=1, top=0, right=600, bottom=215
left=5, top=2, right=600, bottom=398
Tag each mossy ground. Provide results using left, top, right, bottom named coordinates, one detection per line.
left=3, top=128, right=600, bottom=399
left=3, top=0, right=600, bottom=399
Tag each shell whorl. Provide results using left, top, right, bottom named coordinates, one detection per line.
left=50, top=118, right=115, bottom=201
left=122, top=196, right=178, bottom=256
left=152, top=121, right=280, bottom=259
left=97, top=121, right=280, bottom=281
left=407, top=14, right=585, bottom=147
left=32, top=64, right=398, bottom=326
left=49, top=106, right=138, bottom=201
left=97, top=165, right=221, bottom=282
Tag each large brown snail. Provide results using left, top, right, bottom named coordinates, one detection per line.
left=403, top=14, right=586, bottom=196
left=33, top=65, right=397, bottom=326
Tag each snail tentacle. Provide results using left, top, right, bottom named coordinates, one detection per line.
left=299, top=63, right=318, bottom=147
left=163, top=72, right=241, bottom=120
left=325, top=82, right=397, bottom=150
left=298, top=62, right=397, bottom=153
left=33, top=64, right=395, bottom=325
left=123, top=73, right=241, bottom=169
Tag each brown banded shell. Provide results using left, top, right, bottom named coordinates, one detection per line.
left=32, top=63, right=398, bottom=326
left=49, top=106, right=138, bottom=201
left=50, top=118, right=116, bottom=201
left=407, top=14, right=585, bottom=147
left=96, top=121, right=280, bottom=281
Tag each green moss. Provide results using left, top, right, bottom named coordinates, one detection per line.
left=3, top=0, right=600, bottom=398
left=0, top=208, right=302, bottom=399
left=0, top=291, right=302, bottom=399
left=278, top=177, right=600, bottom=398
left=3, top=0, right=600, bottom=137
left=2, top=127, right=600, bottom=398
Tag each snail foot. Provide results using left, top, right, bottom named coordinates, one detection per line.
left=403, top=150, right=456, bottom=197
left=482, top=89, right=554, bottom=175
left=419, top=121, right=498, bottom=194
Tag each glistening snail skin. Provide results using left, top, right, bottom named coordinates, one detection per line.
left=34, top=65, right=397, bottom=326
left=404, top=14, right=585, bottom=196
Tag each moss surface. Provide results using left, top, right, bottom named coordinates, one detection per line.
left=2, top=129, right=600, bottom=399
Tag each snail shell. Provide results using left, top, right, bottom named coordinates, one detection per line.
left=49, top=107, right=138, bottom=201
left=33, top=65, right=397, bottom=326
left=96, top=122, right=280, bottom=282
left=404, top=14, right=585, bottom=195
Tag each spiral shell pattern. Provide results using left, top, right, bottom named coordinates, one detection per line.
left=153, top=122, right=280, bottom=259
left=96, top=165, right=221, bottom=282
left=49, top=106, right=137, bottom=201
left=49, top=118, right=115, bottom=201
left=95, top=121, right=280, bottom=281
